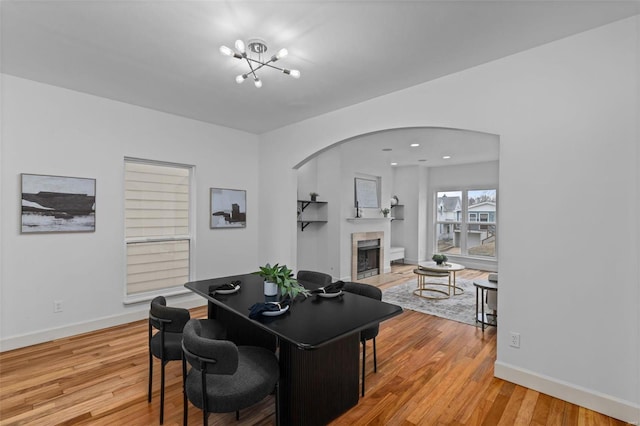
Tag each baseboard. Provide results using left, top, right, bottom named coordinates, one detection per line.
left=494, top=361, right=640, bottom=424
left=0, top=295, right=206, bottom=352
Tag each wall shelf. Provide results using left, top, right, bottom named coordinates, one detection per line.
left=346, top=217, right=392, bottom=221
left=390, top=204, right=404, bottom=220
left=297, top=200, right=328, bottom=231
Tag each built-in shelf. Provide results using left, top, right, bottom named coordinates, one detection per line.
left=297, top=200, right=328, bottom=231
left=391, top=204, right=404, bottom=220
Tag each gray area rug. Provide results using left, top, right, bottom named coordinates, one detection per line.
left=382, top=277, right=478, bottom=326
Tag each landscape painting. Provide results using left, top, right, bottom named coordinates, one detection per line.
left=210, top=188, right=246, bottom=228
left=21, top=174, right=96, bottom=233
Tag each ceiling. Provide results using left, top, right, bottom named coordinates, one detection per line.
left=2, top=1, right=638, bottom=168
left=2, top=1, right=638, bottom=138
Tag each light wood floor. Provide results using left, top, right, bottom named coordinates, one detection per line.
left=0, top=265, right=629, bottom=425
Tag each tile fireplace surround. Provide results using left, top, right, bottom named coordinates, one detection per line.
left=351, top=231, right=385, bottom=280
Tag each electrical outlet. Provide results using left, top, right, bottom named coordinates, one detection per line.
left=53, top=300, right=63, bottom=313
left=509, top=332, right=520, bottom=348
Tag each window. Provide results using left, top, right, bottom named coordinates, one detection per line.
left=435, top=189, right=496, bottom=259
left=124, top=159, right=193, bottom=301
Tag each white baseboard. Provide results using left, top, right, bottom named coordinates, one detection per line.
left=495, top=361, right=640, bottom=424
left=0, top=296, right=206, bottom=352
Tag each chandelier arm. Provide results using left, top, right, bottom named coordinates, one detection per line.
left=240, top=54, right=260, bottom=80
left=244, top=57, right=285, bottom=72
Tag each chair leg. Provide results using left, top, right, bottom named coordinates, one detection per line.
left=373, top=337, right=377, bottom=373
left=236, top=410, right=240, bottom=420
left=182, top=358, right=188, bottom=426
left=160, top=360, right=166, bottom=424
left=275, top=382, right=280, bottom=426
left=148, top=351, right=153, bottom=403
left=361, top=340, right=366, bottom=397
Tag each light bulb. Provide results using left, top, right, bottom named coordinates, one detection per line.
left=276, top=48, right=288, bottom=59
left=254, top=78, right=262, bottom=88
left=289, top=69, right=301, bottom=78
left=219, top=45, right=233, bottom=56
left=236, top=74, right=247, bottom=84
left=235, top=39, right=245, bottom=54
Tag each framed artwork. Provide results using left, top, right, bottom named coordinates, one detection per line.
left=21, top=173, right=96, bottom=233
left=210, top=188, right=246, bottom=228
left=354, top=177, right=379, bottom=208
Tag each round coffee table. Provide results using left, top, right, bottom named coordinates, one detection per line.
left=413, top=261, right=465, bottom=299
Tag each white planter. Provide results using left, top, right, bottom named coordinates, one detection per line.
left=264, top=280, right=278, bottom=296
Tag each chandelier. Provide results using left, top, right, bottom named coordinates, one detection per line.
left=219, top=39, right=300, bottom=88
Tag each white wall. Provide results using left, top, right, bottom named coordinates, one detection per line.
left=0, top=75, right=261, bottom=350
left=258, top=17, right=640, bottom=423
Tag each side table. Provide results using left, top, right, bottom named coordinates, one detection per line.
left=473, top=280, right=498, bottom=331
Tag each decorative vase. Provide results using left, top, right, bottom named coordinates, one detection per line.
left=264, top=280, right=278, bottom=296
left=391, top=195, right=399, bottom=206
left=310, top=194, right=317, bottom=202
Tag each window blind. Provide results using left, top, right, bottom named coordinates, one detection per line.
left=125, top=161, right=191, bottom=296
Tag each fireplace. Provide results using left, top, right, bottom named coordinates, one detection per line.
left=351, top=232, right=385, bottom=280
left=357, top=239, right=380, bottom=279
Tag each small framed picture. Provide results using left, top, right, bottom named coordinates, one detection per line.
left=210, top=188, right=246, bottom=228
left=355, top=177, right=379, bottom=208
left=21, top=173, right=96, bottom=233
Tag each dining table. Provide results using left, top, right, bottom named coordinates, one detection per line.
left=185, top=273, right=402, bottom=426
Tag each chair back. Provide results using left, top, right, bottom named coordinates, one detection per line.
left=149, top=296, right=190, bottom=333
left=297, top=270, right=332, bottom=288
left=343, top=282, right=382, bottom=341
left=182, top=319, right=239, bottom=375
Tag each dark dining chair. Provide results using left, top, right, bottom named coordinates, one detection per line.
left=342, top=282, right=382, bottom=397
left=148, top=296, right=225, bottom=424
left=181, top=319, right=280, bottom=425
left=296, top=270, right=332, bottom=288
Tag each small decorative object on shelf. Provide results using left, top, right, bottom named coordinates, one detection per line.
left=309, top=192, right=318, bottom=202
left=355, top=201, right=360, bottom=218
left=391, top=195, right=399, bottom=206
left=381, top=207, right=390, bottom=218
left=432, top=253, right=448, bottom=265
left=255, top=263, right=311, bottom=299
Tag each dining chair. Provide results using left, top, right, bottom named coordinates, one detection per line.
left=148, top=296, right=225, bottom=424
left=342, top=282, right=382, bottom=396
left=181, top=319, right=280, bottom=426
left=296, top=270, right=332, bottom=288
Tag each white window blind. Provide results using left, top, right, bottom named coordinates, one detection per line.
left=125, top=160, right=192, bottom=297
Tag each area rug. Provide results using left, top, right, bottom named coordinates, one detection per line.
left=382, top=277, right=478, bottom=326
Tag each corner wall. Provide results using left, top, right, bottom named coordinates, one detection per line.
left=259, top=17, right=640, bottom=422
left=0, top=75, right=261, bottom=350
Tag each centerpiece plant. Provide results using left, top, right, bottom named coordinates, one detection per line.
left=432, top=253, right=448, bottom=265
left=256, top=263, right=311, bottom=300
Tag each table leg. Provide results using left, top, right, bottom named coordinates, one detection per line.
left=481, top=288, right=486, bottom=331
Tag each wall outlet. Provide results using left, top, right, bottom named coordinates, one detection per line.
left=53, top=300, right=63, bottom=313
left=509, top=332, right=520, bottom=348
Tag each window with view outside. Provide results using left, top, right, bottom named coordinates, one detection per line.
left=124, top=160, right=192, bottom=298
left=467, top=189, right=496, bottom=258
left=435, top=189, right=496, bottom=259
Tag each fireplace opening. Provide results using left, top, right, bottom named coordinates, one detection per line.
left=357, top=239, right=380, bottom=279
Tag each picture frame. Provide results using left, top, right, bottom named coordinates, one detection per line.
left=21, top=173, right=96, bottom=233
left=210, top=188, right=246, bottom=228
left=354, top=177, right=379, bottom=208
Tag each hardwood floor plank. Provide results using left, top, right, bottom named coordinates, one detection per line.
left=0, top=265, right=630, bottom=426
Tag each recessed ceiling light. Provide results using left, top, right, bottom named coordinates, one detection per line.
left=382, top=148, right=392, bottom=151
left=418, top=159, right=427, bottom=162
left=442, top=155, right=451, bottom=159
left=391, top=162, right=398, bottom=166
left=410, top=143, right=420, bottom=147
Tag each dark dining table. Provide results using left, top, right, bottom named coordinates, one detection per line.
left=185, top=273, right=402, bottom=425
